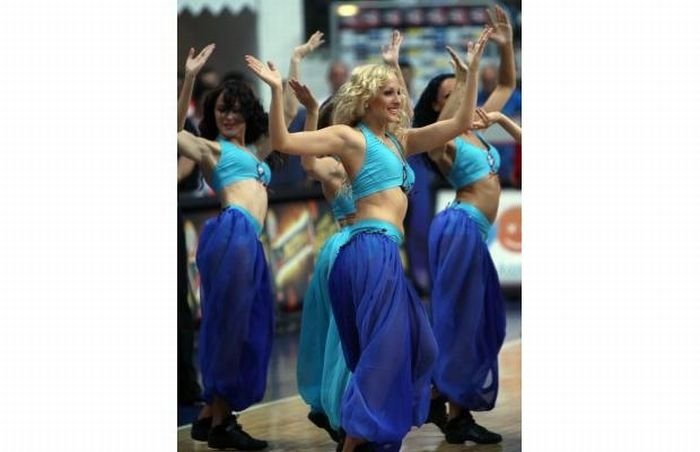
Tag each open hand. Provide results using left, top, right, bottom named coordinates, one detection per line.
left=245, top=55, right=282, bottom=89
left=472, top=107, right=502, bottom=129
left=288, top=79, right=318, bottom=111
left=486, top=5, right=512, bottom=46
left=293, top=31, right=325, bottom=61
left=185, top=43, right=215, bottom=77
left=446, top=45, right=469, bottom=82
left=381, top=30, right=403, bottom=66
left=467, top=26, right=493, bottom=72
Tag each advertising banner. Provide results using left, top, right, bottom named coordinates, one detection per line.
left=435, top=188, right=521, bottom=286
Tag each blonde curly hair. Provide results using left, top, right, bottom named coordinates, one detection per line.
left=332, top=63, right=410, bottom=136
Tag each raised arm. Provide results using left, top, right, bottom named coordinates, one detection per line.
left=254, top=31, right=324, bottom=156
left=287, top=80, right=348, bottom=184
left=481, top=6, right=516, bottom=113
left=472, top=108, right=521, bottom=143
left=289, top=79, right=320, bottom=132
left=404, top=27, right=492, bottom=156
left=177, top=44, right=215, bottom=131
left=177, top=129, right=216, bottom=163
left=288, top=78, right=322, bottom=172
left=434, top=45, right=470, bottom=124
left=283, top=31, right=325, bottom=126
left=424, top=46, right=469, bottom=159
left=245, top=55, right=358, bottom=158
left=381, top=30, right=413, bottom=120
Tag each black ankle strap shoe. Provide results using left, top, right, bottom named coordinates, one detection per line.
left=207, top=416, right=268, bottom=450
left=444, top=411, right=503, bottom=445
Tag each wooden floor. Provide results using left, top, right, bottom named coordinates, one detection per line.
left=178, top=340, right=520, bottom=452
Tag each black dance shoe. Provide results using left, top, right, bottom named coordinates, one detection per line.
left=191, top=414, right=238, bottom=442
left=190, top=416, right=212, bottom=442
left=207, top=416, right=268, bottom=450
left=307, top=410, right=341, bottom=442
left=444, top=410, right=502, bottom=444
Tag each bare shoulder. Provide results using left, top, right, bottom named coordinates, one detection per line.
left=330, top=124, right=364, bottom=149
left=178, top=130, right=222, bottom=162
left=307, top=124, right=365, bottom=160
left=199, top=136, right=221, bottom=157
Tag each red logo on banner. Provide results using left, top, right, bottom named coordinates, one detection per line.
left=498, top=206, right=521, bottom=252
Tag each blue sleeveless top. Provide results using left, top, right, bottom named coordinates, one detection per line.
left=351, top=123, right=415, bottom=201
left=329, top=188, right=356, bottom=220
left=210, top=137, right=272, bottom=192
left=445, top=133, right=501, bottom=189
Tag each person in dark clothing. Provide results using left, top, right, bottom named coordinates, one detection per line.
left=178, top=117, right=203, bottom=405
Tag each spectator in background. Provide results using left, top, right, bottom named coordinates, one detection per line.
left=289, top=58, right=350, bottom=133
left=190, top=66, right=221, bottom=128
left=178, top=118, right=203, bottom=406
left=178, top=64, right=204, bottom=405
left=478, top=65, right=497, bottom=104
left=478, top=64, right=520, bottom=119
left=327, top=60, right=349, bottom=96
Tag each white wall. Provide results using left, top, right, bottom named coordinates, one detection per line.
left=255, top=0, right=304, bottom=108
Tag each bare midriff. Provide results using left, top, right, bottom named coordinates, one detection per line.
left=455, top=174, right=501, bottom=224
left=217, top=179, right=269, bottom=226
left=353, top=187, right=408, bottom=235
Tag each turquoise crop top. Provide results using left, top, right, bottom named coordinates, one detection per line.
left=329, top=187, right=356, bottom=220
left=210, top=137, right=272, bottom=192
left=445, top=133, right=501, bottom=189
left=351, top=123, right=415, bottom=201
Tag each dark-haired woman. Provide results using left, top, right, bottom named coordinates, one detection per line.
left=176, top=43, right=295, bottom=450
left=412, top=6, right=516, bottom=445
